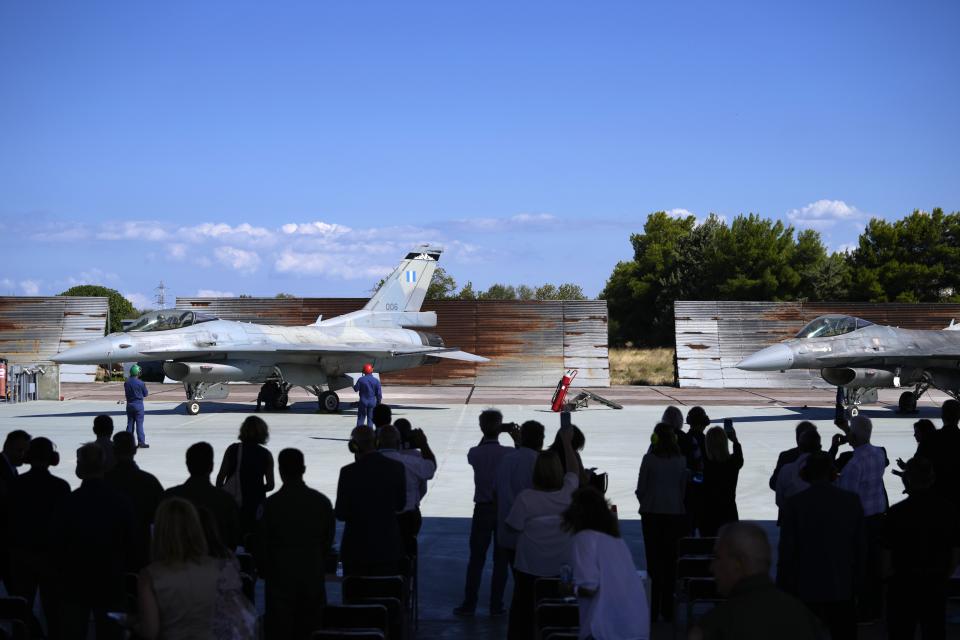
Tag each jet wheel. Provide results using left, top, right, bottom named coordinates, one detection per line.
left=898, top=391, right=917, bottom=414
left=320, top=391, right=340, bottom=413
left=186, top=401, right=201, bottom=416
left=270, top=394, right=289, bottom=410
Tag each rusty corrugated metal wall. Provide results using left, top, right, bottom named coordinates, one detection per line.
left=176, top=298, right=609, bottom=387
left=675, top=300, right=960, bottom=388
left=0, top=296, right=109, bottom=383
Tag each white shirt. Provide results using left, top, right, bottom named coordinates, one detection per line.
left=381, top=449, right=436, bottom=512
left=506, top=472, right=578, bottom=576
left=495, top=447, right=539, bottom=550
left=775, top=452, right=810, bottom=508
left=572, top=530, right=650, bottom=640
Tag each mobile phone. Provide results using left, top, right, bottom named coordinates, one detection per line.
left=560, top=411, right=572, bottom=429
left=723, top=418, right=734, bottom=436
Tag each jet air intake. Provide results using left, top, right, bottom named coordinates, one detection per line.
left=821, top=367, right=896, bottom=388
left=164, top=360, right=260, bottom=383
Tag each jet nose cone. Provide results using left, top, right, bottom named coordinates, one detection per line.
left=52, top=337, right=114, bottom=364
left=736, top=343, right=794, bottom=371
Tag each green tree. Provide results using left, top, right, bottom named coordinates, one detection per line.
left=275, top=292, right=296, bottom=299
left=847, top=209, right=960, bottom=302
left=480, top=284, right=518, bottom=300
left=426, top=267, right=458, bottom=300
left=58, top=285, right=136, bottom=334
left=554, top=283, right=586, bottom=300
left=517, top=285, right=536, bottom=300
left=601, top=211, right=697, bottom=345
left=457, top=281, right=477, bottom=300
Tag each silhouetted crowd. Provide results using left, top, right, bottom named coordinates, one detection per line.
left=1, top=400, right=958, bottom=639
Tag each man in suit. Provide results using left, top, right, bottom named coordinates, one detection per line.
left=777, top=451, right=865, bottom=640
left=335, top=426, right=406, bottom=576
left=7, top=437, right=70, bottom=638
left=259, top=448, right=336, bottom=640
left=0, top=429, right=31, bottom=588
left=165, top=441, right=242, bottom=551
left=883, top=456, right=960, bottom=640
left=53, top=443, right=135, bottom=640
left=105, top=432, right=164, bottom=570
left=931, top=399, right=960, bottom=506
left=769, top=421, right=816, bottom=492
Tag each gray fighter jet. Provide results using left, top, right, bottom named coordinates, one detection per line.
left=53, top=245, right=487, bottom=415
left=736, top=314, right=960, bottom=415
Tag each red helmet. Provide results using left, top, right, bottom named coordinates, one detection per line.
left=362, top=363, right=374, bottom=374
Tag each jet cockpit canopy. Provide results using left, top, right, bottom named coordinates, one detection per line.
left=125, top=309, right=218, bottom=333
left=794, top=315, right=873, bottom=339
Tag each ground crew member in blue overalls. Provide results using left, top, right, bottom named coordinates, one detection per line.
left=124, top=364, right=149, bottom=448
left=353, top=363, right=382, bottom=428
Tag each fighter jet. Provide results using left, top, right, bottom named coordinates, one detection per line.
left=53, top=245, right=488, bottom=415
left=736, top=314, right=960, bottom=415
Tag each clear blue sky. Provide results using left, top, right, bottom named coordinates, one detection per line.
left=2, top=1, right=958, bottom=308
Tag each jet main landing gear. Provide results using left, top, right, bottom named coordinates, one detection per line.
left=898, top=382, right=929, bottom=414
left=319, top=391, right=340, bottom=413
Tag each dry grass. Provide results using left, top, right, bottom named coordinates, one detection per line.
left=610, top=347, right=676, bottom=386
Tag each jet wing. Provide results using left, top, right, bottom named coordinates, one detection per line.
left=139, top=343, right=490, bottom=362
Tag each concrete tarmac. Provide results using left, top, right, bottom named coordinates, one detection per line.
left=1, top=383, right=954, bottom=639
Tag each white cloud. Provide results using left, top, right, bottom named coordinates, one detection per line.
left=20, top=280, right=40, bottom=295
left=124, top=292, right=153, bottom=309
left=31, top=224, right=90, bottom=242
left=786, top=199, right=866, bottom=231
left=183, top=222, right=273, bottom=241
left=281, top=221, right=352, bottom=237
left=196, top=289, right=235, bottom=298
left=0, top=278, right=16, bottom=294
left=835, top=242, right=858, bottom=254
left=97, top=221, right=170, bottom=241
left=214, top=246, right=261, bottom=274
left=451, top=213, right=557, bottom=232
left=67, top=268, right=119, bottom=286
left=169, top=243, right=188, bottom=259
left=666, top=208, right=696, bottom=218
left=275, top=250, right=392, bottom=279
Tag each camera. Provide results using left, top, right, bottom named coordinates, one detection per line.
left=500, top=422, right=520, bottom=434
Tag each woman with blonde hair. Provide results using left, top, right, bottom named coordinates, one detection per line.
left=700, top=425, right=744, bottom=536
left=217, top=415, right=275, bottom=534
left=136, top=497, right=249, bottom=639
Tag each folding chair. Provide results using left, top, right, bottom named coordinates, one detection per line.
left=342, top=576, right=407, bottom=608
left=677, top=537, right=718, bottom=557
left=535, top=601, right=578, bottom=640
left=534, top=577, right=563, bottom=604
left=344, top=597, right=403, bottom=640
left=321, top=604, right=389, bottom=638
left=342, top=576, right=408, bottom=639
left=675, top=576, right=723, bottom=638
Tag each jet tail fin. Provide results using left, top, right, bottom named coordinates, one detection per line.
left=363, top=245, right=441, bottom=313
